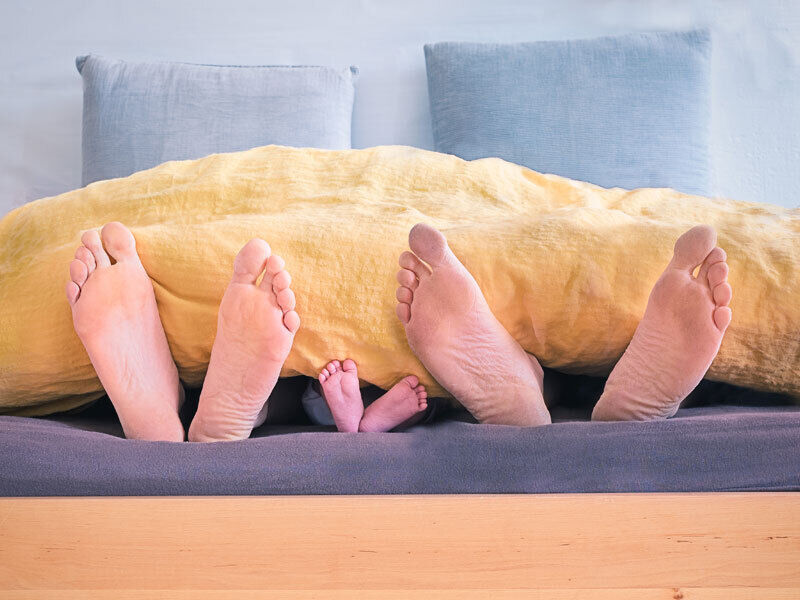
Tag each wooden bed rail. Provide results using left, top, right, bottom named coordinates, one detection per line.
left=1, top=493, right=798, bottom=598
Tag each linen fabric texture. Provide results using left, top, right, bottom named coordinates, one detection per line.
left=425, top=31, right=711, bottom=195
left=77, top=55, right=357, bottom=185
left=0, top=145, right=797, bottom=417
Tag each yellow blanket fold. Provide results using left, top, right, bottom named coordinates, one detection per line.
left=1, top=145, right=798, bottom=416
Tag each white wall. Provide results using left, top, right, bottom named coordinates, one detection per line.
left=1, top=0, right=798, bottom=215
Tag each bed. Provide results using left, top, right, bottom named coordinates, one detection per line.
left=2, top=381, right=799, bottom=596
left=1, top=30, right=798, bottom=598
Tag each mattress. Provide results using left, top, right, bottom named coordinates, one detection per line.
left=3, top=374, right=799, bottom=496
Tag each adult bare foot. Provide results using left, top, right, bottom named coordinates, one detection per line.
left=318, top=359, right=364, bottom=432
left=188, top=239, right=300, bottom=442
left=359, top=375, right=428, bottom=432
left=592, top=225, right=732, bottom=421
left=396, top=224, right=550, bottom=426
left=66, top=222, right=184, bottom=441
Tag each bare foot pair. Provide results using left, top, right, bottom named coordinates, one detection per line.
left=394, top=223, right=732, bottom=424
left=67, top=223, right=299, bottom=441
left=67, top=220, right=733, bottom=440
left=317, top=359, right=428, bottom=432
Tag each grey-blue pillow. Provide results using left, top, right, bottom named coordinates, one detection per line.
left=77, top=55, right=357, bottom=185
left=425, top=31, right=711, bottom=195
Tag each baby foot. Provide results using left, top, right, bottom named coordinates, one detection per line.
left=319, top=359, right=363, bottom=432
left=188, top=239, right=300, bottom=442
left=66, top=222, right=184, bottom=441
left=359, top=375, right=428, bottom=432
left=592, top=225, right=733, bottom=421
left=396, top=223, right=550, bottom=426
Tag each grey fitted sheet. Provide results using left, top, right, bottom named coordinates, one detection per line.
left=1, top=376, right=798, bottom=496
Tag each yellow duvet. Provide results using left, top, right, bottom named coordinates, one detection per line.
left=1, top=145, right=798, bottom=416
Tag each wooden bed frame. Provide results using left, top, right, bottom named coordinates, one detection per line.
left=1, top=493, right=797, bottom=598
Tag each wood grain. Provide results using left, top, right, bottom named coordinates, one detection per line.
left=1, top=494, right=798, bottom=593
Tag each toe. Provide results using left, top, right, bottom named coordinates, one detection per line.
left=713, top=282, right=732, bottom=307
left=332, top=360, right=341, bottom=369
left=282, top=310, right=300, bottom=333
left=65, top=281, right=80, bottom=305
left=713, top=306, right=732, bottom=332
left=342, top=359, right=357, bottom=373
left=396, top=302, right=411, bottom=324
left=276, top=288, right=296, bottom=312
left=671, top=225, right=717, bottom=271
left=396, top=268, right=419, bottom=290
left=81, top=230, right=111, bottom=268
left=399, top=251, right=431, bottom=280
left=100, top=222, right=138, bottom=262
left=75, top=246, right=96, bottom=273
left=396, top=286, right=413, bottom=304
left=261, top=254, right=287, bottom=290
left=404, top=375, right=419, bottom=388
left=697, top=247, right=726, bottom=281
left=319, top=372, right=328, bottom=383
left=327, top=361, right=338, bottom=374
left=707, top=262, right=729, bottom=288
left=233, top=239, right=271, bottom=285
left=408, top=223, right=453, bottom=267
left=271, top=270, right=292, bottom=292
left=69, top=259, right=89, bottom=287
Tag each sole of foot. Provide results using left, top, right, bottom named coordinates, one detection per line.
left=395, top=223, right=551, bottom=426
left=592, top=224, right=733, bottom=421
left=319, top=358, right=364, bottom=433
left=359, top=375, right=428, bottom=432
left=67, top=222, right=184, bottom=441
left=188, top=239, right=300, bottom=442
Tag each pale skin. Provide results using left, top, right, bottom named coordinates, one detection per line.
left=395, top=223, right=732, bottom=424
left=66, top=222, right=731, bottom=441
left=317, top=359, right=429, bottom=433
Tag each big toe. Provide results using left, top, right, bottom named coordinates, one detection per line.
left=671, top=225, right=717, bottom=271
left=408, top=223, right=453, bottom=267
left=101, top=222, right=139, bottom=262
left=233, top=238, right=271, bottom=284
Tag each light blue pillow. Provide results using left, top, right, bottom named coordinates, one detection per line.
left=77, top=55, right=357, bottom=185
left=425, top=31, right=711, bottom=195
